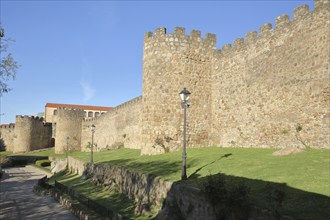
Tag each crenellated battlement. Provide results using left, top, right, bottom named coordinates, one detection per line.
left=0, top=123, right=15, bottom=129
left=214, top=2, right=327, bottom=56
left=83, top=96, right=142, bottom=124
left=144, top=27, right=217, bottom=53
left=16, top=115, right=44, bottom=122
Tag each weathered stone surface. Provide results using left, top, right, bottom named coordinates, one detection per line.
left=141, top=0, right=330, bottom=154
left=51, top=159, right=67, bottom=173
left=54, top=108, right=85, bottom=153
left=81, top=96, right=142, bottom=152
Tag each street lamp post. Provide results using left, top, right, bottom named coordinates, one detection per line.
left=179, top=88, right=191, bottom=180
left=90, top=124, right=96, bottom=164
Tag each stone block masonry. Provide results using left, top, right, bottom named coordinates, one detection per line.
left=81, top=96, right=142, bottom=152
left=210, top=1, right=330, bottom=148
left=142, top=27, right=216, bottom=154
left=13, top=116, right=52, bottom=153
left=54, top=108, right=85, bottom=153
left=141, top=0, right=330, bottom=154
left=3, top=0, right=328, bottom=155
left=0, top=123, right=15, bottom=151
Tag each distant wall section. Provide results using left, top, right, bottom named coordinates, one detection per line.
left=0, top=124, right=15, bottom=152
left=13, top=116, right=52, bottom=153
left=81, top=96, right=142, bottom=152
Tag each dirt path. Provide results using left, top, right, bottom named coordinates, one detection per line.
left=0, top=165, right=77, bottom=220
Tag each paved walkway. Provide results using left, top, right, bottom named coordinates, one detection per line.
left=0, top=165, right=77, bottom=220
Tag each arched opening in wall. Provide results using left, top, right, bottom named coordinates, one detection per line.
left=84, top=111, right=87, bottom=117
left=88, top=111, right=93, bottom=118
left=95, top=112, right=100, bottom=117
left=50, top=138, right=55, bottom=147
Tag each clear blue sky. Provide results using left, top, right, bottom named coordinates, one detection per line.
left=1, top=0, right=313, bottom=124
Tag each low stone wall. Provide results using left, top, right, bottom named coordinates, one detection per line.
left=65, top=156, right=281, bottom=219
left=67, top=157, right=172, bottom=212
left=67, top=156, right=86, bottom=175
left=156, top=184, right=216, bottom=220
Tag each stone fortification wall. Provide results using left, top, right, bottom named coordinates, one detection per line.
left=0, top=123, right=15, bottom=152
left=13, top=116, right=52, bottom=153
left=54, top=108, right=85, bottom=153
left=142, top=27, right=216, bottom=155
left=210, top=1, right=329, bottom=148
left=141, top=0, right=329, bottom=154
left=81, top=96, right=142, bottom=151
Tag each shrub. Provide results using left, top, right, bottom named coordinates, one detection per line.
left=35, top=159, right=51, bottom=167
left=200, top=173, right=250, bottom=219
left=265, top=183, right=286, bottom=219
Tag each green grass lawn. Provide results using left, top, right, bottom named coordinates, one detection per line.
left=66, top=147, right=329, bottom=220
left=69, top=147, right=329, bottom=196
left=15, top=147, right=330, bottom=219
left=0, top=151, right=12, bottom=156
left=25, top=148, right=66, bottom=159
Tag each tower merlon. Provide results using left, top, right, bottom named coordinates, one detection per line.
left=205, top=33, right=216, bottom=45
left=144, top=32, right=153, bottom=40
left=233, top=38, right=244, bottom=49
left=293, top=5, right=310, bottom=20
left=246, top=31, right=257, bottom=44
left=174, top=27, right=186, bottom=37
left=155, top=27, right=166, bottom=36
left=275, top=14, right=291, bottom=30
left=190, top=30, right=201, bottom=39
left=259, top=23, right=273, bottom=36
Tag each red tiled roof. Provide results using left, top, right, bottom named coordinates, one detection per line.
left=45, top=103, right=113, bottom=111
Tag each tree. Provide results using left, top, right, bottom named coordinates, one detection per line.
left=0, top=25, right=19, bottom=94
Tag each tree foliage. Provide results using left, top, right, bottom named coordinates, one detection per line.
left=0, top=25, right=19, bottom=94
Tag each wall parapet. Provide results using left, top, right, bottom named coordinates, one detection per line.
left=144, top=27, right=217, bottom=53
left=83, top=96, right=142, bottom=123
left=215, top=3, right=324, bottom=56
left=0, top=123, right=15, bottom=129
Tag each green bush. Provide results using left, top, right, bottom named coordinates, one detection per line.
left=35, top=159, right=51, bottom=167
left=200, top=173, right=250, bottom=219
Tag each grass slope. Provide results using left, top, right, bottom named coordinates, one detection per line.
left=15, top=147, right=330, bottom=219
left=68, top=147, right=329, bottom=220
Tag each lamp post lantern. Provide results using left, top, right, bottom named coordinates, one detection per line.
left=179, top=88, right=191, bottom=180
left=90, top=124, right=96, bottom=164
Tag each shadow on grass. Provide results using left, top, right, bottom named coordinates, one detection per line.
left=188, top=153, right=232, bottom=180
left=102, top=158, right=182, bottom=179
left=177, top=173, right=330, bottom=220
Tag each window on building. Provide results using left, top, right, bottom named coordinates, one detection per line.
left=84, top=111, right=87, bottom=117
left=95, top=112, right=100, bottom=117
left=53, top=110, right=57, bottom=115
left=88, top=111, right=93, bottom=117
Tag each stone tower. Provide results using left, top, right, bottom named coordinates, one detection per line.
left=13, top=116, right=52, bottom=153
left=54, top=108, right=85, bottom=153
left=141, top=27, right=217, bottom=155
